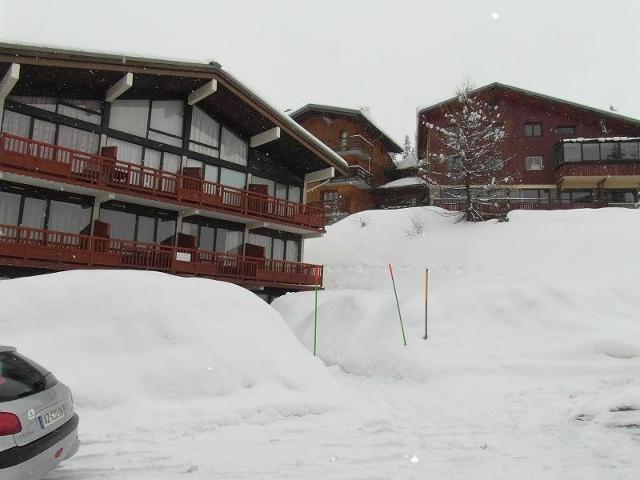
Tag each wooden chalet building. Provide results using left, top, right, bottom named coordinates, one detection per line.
left=0, top=44, right=350, bottom=299
left=290, top=105, right=403, bottom=223
left=418, top=83, right=640, bottom=216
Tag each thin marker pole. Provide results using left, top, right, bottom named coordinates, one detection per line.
left=424, top=268, right=429, bottom=340
left=388, top=264, right=407, bottom=346
left=313, top=283, right=318, bottom=356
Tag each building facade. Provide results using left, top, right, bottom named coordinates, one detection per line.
left=0, top=44, right=349, bottom=298
left=418, top=83, right=640, bottom=216
left=290, top=105, right=403, bottom=223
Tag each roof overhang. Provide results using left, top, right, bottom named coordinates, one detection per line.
left=0, top=43, right=350, bottom=179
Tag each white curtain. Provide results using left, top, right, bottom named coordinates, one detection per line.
left=10, top=96, right=56, bottom=112
left=143, top=149, right=161, bottom=170
left=106, top=137, right=143, bottom=164
left=189, top=106, right=219, bottom=156
left=275, top=183, right=287, bottom=200
left=0, top=191, right=21, bottom=225
left=272, top=238, right=285, bottom=260
left=162, top=153, right=181, bottom=173
left=150, top=100, right=183, bottom=136
left=220, top=127, right=247, bottom=166
left=216, top=228, right=243, bottom=255
left=47, top=201, right=91, bottom=234
left=58, top=101, right=101, bottom=125
left=250, top=176, right=275, bottom=197
left=32, top=119, right=56, bottom=144
left=21, top=198, right=46, bottom=229
left=1, top=110, right=30, bottom=137
left=288, top=186, right=301, bottom=203
left=286, top=240, right=299, bottom=262
left=204, top=164, right=219, bottom=183
left=248, top=233, right=272, bottom=259
left=220, top=168, right=246, bottom=189
left=57, top=126, right=100, bottom=154
left=109, top=99, right=149, bottom=137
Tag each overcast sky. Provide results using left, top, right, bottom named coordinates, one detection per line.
left=1, top=0, right=639, bottom=145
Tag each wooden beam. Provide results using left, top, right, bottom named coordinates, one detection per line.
left=0, top=63, right=19, bottom=98
left=187, top=79, right=217, bottom=105
left=250, top=127, right=281, bottom=148
left=105, top=72, right=133, bottom=102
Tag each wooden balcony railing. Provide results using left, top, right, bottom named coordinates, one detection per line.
left=0, top=134, right=324, bottom=231
left=327, top=135, right=374, bottom=159
left=0, top=224, right=323, bottom=288
left=348, top=165, right=373, bottom=186
left=555, top=161, right=640, bottom=179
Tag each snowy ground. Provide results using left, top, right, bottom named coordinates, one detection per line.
left=1, top=207, right=639, bottom=479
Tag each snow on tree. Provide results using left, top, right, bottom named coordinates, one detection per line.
left=394, top=134, right=418, bottom=169
left=420, top=80, right=512, bottom=221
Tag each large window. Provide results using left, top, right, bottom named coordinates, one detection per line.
left=220, top=127, right=248, bottom=166
left=562, top=144, right=582, bottom=163
left=0, top=191, right=21, bottom=225
left=148, top=101, right=183, bottom=147
left=100, top=206, right=176, bottom=243
left=216, top=228, right=244, bottom=255
left=57, top=126, right=100, bottom=154
left=109, top=99, right=149, bottom=138
left=220, top=168, right=246, bottom=189
left=1, top=110, right=31, bottom=137
left=189, top=106, right=220, bottom=157
left=47, top=201, right=91, bottom=234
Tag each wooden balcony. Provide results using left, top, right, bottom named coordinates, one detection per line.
left=555, top=161, right=640, bottom=189
left=0, top=224, right=322, bottom=289
left=0, top=134, right=325, bottom=232
left=327, top=135, right=374, bottom=161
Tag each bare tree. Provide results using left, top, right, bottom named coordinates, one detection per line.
left=421, top=80, right=512, bottom=221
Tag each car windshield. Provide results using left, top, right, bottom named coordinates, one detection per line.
left=0, top=351, right=57, bottom=402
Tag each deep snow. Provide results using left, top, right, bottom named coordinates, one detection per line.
left=1, top=207, right=639, bottom=479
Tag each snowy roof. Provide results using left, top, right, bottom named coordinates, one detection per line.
left=393, top=152, right=419, bottom=170
left=562, top=136, right=640, bottom=143
left=0, top=42, right=350, bottom=175
left=290, top=104, right=403, bottom=153
left=418, top=82, right=640, bottom=127
left=378, top=177, right=428, bottom=189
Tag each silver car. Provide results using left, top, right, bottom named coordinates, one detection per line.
left=0, top=346, right=79, bottom=480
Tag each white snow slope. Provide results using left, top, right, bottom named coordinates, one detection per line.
left=0, top=271, right=343, bottom=478
left=1, top=207, right=639, bottom=479
left=273, top=207, right=640, bottom=479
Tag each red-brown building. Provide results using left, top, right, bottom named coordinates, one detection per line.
left=418, top=83, right=640, bottom=214
left=290, top=105, right=403, bottom=222
left=0, top=44, right=350, bottom=299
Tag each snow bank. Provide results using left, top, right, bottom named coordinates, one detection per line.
left=273, top=207, right=640, bottom=382
left=0, top=270, right=341, bottom=433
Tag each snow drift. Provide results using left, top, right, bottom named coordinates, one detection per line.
left=0, top=270, right=341, bottom=434
left=273, top=207, right=640, bottom=381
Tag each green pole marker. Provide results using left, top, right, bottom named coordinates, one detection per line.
left=388, top=264, right=407, bottom=346
left=313, top=283, right=319, bottom=356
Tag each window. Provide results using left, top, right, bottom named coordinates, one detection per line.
left=525, top=156, right=543, bottom=171
left=189, top=106, right=220, bottom=156
left=0, top=351, right=57, bottom=402
left=57, top=126, right=100, bottom=154
left=562, top=143, right=582, bottom=163
left=1, top=110, right=31, bottom=137
left=555, top=126, right=575, bottom=136
left=58, top=100, right=102, bottom=125
left=288, top=186, right=301, bottom=203
left=250, top=176, right=275, bottom=197
left=582, top=143, right=600, bottom=161
left=273, top=238, right=285, bottom=260
left=109, top=99, right=149, bottom=137
left=620, top=142, right=640, bottom=160
left=148, top=100, right=183, bottom=147
left=524, top=123, right=542, bottom=137
left=248, top=233, right=273, bottom=259
left=323, top=191, right=338, bottom=202
left=106, top=137, right=143, bottom=165
left=220, top=168, right=246, bottom=189
left=21, top=198, right=46, bottom=229
left=0, top=191, right=21, bottom=225
left=32, top=119, right=56, bottom=144
left=285, top=239, right=299, bottom=262
left=275, top=183, right=288, bottom=200
left=220, top=127, right=248, bottom=166
left=48, top=201, right=91, bottom=234
left=99, top=209, right=137, bottom=241
left=216, top=228, right=243, bottom=255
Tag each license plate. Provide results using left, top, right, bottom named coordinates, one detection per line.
left=38, top=406, right=65, bottom=429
